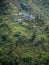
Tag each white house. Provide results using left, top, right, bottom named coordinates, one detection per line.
left=17, top=19, right=23, bottom=22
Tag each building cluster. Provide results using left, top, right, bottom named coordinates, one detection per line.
left=18, top=13, right=36, bottom=21
left=7, top=12, right=36, bottom=23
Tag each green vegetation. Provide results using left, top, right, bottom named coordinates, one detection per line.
left=17, top=0, right=49, bottom=22
left=0, top=0, right=49, bottom=65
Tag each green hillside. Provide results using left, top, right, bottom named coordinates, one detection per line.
left=0, top=0, right=49, bottom=65
left=16, top=0, right=49, bottom=21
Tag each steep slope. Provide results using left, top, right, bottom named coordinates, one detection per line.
left=0, top=0, right=10, bottom=14
left=0, top=0, right=49, bottom=65
left=10, top=0, right=49, bottom=21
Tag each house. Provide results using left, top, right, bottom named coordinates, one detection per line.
left=30, top=15, right=35, bottom=20
left=17, top=19, right=23, bottom=22
left=18, top=12, right=36, bottom=21
left=18, top=13, right=23, bottom=16
left=33, top=25, right=39, bottom=28
left=12, top=17, right=18, bottom=22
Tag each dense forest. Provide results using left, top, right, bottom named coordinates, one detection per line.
left=0, top=0, right=49, bottom=65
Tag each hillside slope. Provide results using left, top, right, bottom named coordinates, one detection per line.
left=0, top=0, right=49, bottom=65
left=10, top=0, right=49, bottom=21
